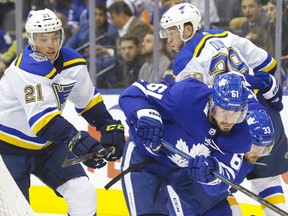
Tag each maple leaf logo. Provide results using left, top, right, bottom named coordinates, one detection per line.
left=189, top=143, right=210, bottom=158
left=168, top=139, right=210, bottom=167
left=246, top=116, right=256, bottom=125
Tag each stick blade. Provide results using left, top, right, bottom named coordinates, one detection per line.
left=61, top=153, right=96, bottom=167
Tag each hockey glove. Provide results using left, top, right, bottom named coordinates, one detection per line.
left=100, top=120, right=126, bottom=161
left=136, top=109, right=163, bottom=152
left=68, top=131, right=107, bottom=169
left=254, top=72, right=283, bottom=111
left=187, top=155, right=219, bottom=183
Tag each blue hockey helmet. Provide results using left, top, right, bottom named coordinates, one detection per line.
left=210, top=72, right=249, bottom=124
left=246, top=109, right=274, bottom=156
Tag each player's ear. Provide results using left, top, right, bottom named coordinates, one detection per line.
left=185, top=23, right=194, bottom=36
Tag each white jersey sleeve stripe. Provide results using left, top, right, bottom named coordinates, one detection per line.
left=76, top=92, right=103, bottom=115
left=0, top=131, right=52, bottom=150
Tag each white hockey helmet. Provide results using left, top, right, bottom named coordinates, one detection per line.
left=160, top=3, right=201, bottom=41
left=25, top=8, right=64, bottom=50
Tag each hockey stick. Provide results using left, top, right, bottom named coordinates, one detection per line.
left=61, top=152, right=98, bottom=167
left=161, top=140, right=288, bottom=216
left=61, top=147, right=115, bottom=167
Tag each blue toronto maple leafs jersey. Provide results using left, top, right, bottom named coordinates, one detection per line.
left=119, top=78, right=252, bottom=194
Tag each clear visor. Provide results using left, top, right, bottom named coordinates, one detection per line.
left=247, top=143, right=273, bottom=158
left=159, top=27, right=168, bottom=38
left=159, top=26, right=181, bottom=39
left=211, top=105, right=247, bottom=124
left=34, top=32, right=62, bottom=46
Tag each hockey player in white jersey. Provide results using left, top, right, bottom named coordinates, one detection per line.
left=0, top=8, right=126, bottom=216
left=160, top=2, right=288, bottom=215
left=160, top=3, right=277, bottom=85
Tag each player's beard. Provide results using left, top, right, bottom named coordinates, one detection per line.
left=209, top=114, right=233, bottom=135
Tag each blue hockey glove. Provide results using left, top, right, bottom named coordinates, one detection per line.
left=254, top=72, right=283, bottom=111
left=136, top=109, right=163, bottom=152
left=100, top=120, right=126, bottom=161
left=187, top=155, right=219, bottom=183
left=68, top=131, right=107, bottom=169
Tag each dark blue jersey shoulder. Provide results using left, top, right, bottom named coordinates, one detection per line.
left=189, top=29, right=228, bottom=58
left=165, top=78, right=212, bottom=134
left=15, top=46, right=56, bottom=79
left=60, top=47, right=87, bottom=70
left=148, top=78, right=212, bottom=121
left=173, top=29, right=228, bottom=75
left=14, top=46, right=86, bottom=79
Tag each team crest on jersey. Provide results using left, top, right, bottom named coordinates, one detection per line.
left=168, top=139, right=211, bottom=167
left=30, top=52, right=48, bottom=62
left=53, top=83, right=75, bottom=110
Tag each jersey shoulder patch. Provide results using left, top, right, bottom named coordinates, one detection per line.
left=15, top=46, right=56, bottom=79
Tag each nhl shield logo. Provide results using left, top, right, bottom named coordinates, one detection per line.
left=209, top=128, right=216, bottom=135
left=30, top=52, right=48, bottom=62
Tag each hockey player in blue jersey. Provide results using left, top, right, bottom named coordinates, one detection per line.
left=171, top=107, right=277, bottom=215
left=227, top=108, right=278, bottom=215
left=160, top=2, right=288, bottom=214
left=0, top=9, right=126, bottom=216
left=119, top=72, right=254, bottom=215
left=180, top=105, right=277, bottom=215
left=239, top=109, right=275, bottom=170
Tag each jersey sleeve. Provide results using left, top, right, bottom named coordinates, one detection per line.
left=55, top=47, right=113, bottom=129
left=228, top=32, right=277, bottom=75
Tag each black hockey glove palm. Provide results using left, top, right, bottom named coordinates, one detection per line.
left=68, top=131, right=107, bottom=169
left=100, top=120, right=126, bottom=161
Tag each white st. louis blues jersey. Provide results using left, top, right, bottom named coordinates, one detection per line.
left=0, top=46, right=103, bottom=152
left=173, top=29, right=277, bottom=86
